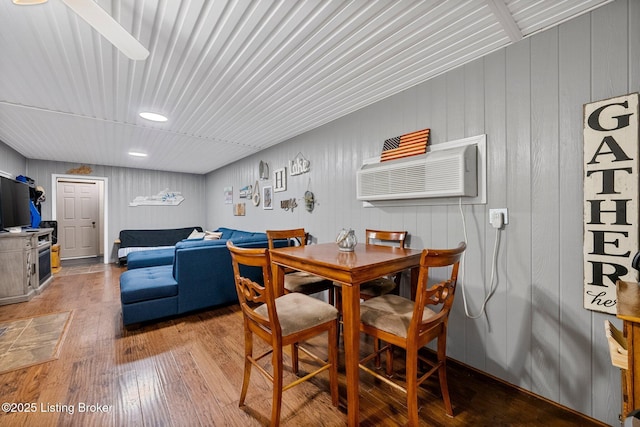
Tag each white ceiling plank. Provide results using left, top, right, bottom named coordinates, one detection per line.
left=0, top=0, right=612, bottom=174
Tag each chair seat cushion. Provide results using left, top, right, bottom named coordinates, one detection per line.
left=127, top=248, right=175, bottom=269
left=359, top=277, right=397, bottom=297
left=255, top=293, right=338, bottom=336
left=360, top=294, right=437, bottom=338
left=120, top=265, right=178, bottom=304
left=284, top=271, right=333, bottom=295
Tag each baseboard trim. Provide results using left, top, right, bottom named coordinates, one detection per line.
left=446, top=356, right=611, bottom=427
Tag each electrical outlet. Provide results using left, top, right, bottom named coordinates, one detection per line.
left=489, top=208, right=508, bottom=227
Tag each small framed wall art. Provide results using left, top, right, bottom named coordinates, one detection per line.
left=239, top=185, right=252, bottom=198
left=273, top=167, right=286, bottom=192
left=233, top=203, right=246, bottom=216
left=263, top=186, right=273, bottom=210
left=224, top=186, right=233, bottom=204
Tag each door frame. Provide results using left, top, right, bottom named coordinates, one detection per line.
left=51, top=174, right=109, bottom=265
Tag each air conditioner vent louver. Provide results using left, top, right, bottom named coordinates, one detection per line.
left=357, top=144, right=477, bottom=201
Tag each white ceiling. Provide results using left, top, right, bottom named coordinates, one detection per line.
left=0, top=0, right=612, bottom=175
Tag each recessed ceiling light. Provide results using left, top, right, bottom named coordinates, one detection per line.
left=139, top=112, right=168, bottom=122
left=12, top=0, right=48, bottom=4
left=128, top=151, right=147, bottom=157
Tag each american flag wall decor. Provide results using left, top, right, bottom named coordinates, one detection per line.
left=380, top=128, right=430, bottom=161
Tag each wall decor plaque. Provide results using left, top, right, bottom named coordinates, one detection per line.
left=281, top=198, right=298, bottom=212
left=290, top=153, right=310, bottom=176
left=304, top=190, right=315, bottom=212
left=66, top=165, right=93, bottom=175
left=381, top=128, right=430, bottom=162
left=273, top=167, right=286, bottom=192
left=259, top=161, right=269, bottom=180
left=129, top=189, right=184, bottom=206
left=583, top=92, right=639, bottom=314
left=251, top=181, right=260, bottom=206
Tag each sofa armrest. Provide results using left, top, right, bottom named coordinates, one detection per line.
left=173, top=239, right=277, bottom=314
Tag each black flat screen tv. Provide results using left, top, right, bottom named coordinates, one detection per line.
left=0, top=176, right=32, bottom=231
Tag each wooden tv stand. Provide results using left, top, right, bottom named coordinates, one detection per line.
left=0, top=228, right=53, bottom=305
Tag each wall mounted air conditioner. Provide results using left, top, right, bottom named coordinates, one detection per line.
left=356, top=143, right=478, bottom=201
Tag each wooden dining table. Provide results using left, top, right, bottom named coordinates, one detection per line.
left=269, top=242, right=423, bottom=426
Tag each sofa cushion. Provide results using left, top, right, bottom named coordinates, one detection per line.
left=174, top=233, right=271, bottom=252
left=127, top=248, right=175, bottom=269
left=119, top=226, right=203, bottom=248
left=120, top=265, right=178, bottom=304
left=175, top=238, right=228, bottom=250
left=216, top=227, right=238, bottom=240
left=215, top=227, right=267, bottom=243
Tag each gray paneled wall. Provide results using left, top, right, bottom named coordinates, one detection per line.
left=0, top=140, right=26, bottom=177
left=204, top=1, right=639, bottom=423
left=26, top=159, right=206, bottom=262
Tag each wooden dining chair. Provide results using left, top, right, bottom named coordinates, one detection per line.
left=334, top=229, right=408, bottom=353
left=227, top=241, right=339, bottom=426
left=358, top=242, right=466, bottom=425
left=334, top=229, right=407, bottom=309
left=266, top=228, right=335, bottom=305
left=360, top=229, right=408, bottom=299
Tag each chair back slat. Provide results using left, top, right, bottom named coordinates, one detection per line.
left=266, top=228, right=307, bottom=249
left=365, top=229, right=407, bottom=249
left=267, top=229, right=308, bottom=275
left=364, top=229, right=408, bottom=287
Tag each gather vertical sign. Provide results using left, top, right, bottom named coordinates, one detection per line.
left=583, top=93, right=639, bottom=314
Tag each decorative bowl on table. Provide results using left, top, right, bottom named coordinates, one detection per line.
left=336, top=228, right=357, bottom=252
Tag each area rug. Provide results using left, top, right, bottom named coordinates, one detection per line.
left=0, top=311, right=73, bottom=374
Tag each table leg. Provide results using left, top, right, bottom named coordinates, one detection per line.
left=341, top=284, right=360, bottom=426
left=410, top=265, right=419, bottom=300
left=272, top=263, right=285, bottom=297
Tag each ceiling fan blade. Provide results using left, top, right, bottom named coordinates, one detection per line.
left=61, top=0, right=149, bottom=60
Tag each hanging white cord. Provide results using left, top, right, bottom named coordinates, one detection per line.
left=458, top=198, right=502, bottom=319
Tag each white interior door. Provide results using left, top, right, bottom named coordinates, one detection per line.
left=57, top=180, right=99, bottom=259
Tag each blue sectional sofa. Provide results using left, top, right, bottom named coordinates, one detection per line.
left=119, top=228, right=285, bottom=325
left=125, top=227, right=269, bottom=270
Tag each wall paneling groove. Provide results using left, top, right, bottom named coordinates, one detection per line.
left=204, top=1, right=638, bottom=423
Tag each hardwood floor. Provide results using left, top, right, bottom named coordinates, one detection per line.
left=0, top=261, right=608, bottom=426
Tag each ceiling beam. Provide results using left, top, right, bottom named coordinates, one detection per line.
left=485, top=0, right=522, bottom=43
